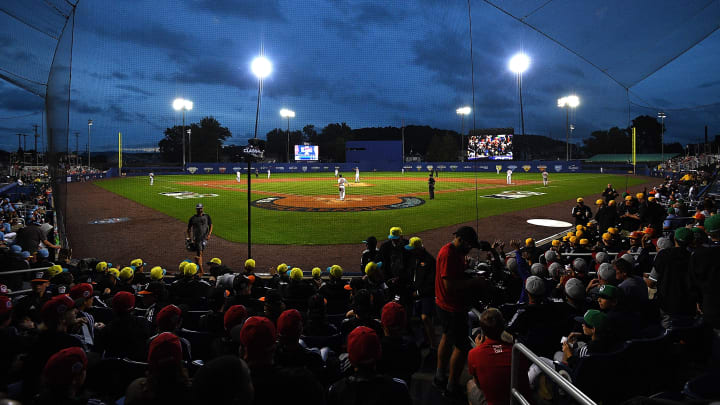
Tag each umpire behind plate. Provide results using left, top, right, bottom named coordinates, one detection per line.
left=186, top=203, right=213, bottom=269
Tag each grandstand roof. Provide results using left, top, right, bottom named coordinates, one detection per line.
left=585, top=154, right=679, bottom=163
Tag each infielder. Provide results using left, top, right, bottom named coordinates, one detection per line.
left=236, top=171, right=241, bottom=183
left=506, top=168, right=513, bottom=184
left=338, top=174, right=347, bottom=200
left=542, top=170, right=548, bottom=186
left=149, top=172, right=154, bottom=186
left=334, top=167, right=339, bottom=178
left=267, top=168, right=271, bottom=179
left=355, top=167, right=360, bottom=183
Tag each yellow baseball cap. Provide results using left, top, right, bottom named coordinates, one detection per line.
left=569, top=236, right=578, bottom=243
left=95, top=261, right=108, bottom=272
left=404, top=236, right=423, bottom=250
left=48, top=264, right=65, bottom=278
left=208, top=258, right=222, bottom=266
left=648, top=196, right=655, bottom=202
left=184, top=263, right=198, bottom=276
left=119, top=267, right=134, bottom=281
left=130, top=259, right=145, bottom=268
left=576, top=230, right=584, bottom=238
left=179, top=261, right=189, bottom=272
left=625, top=195, right=633, bottom=201
left=579, top=238, right=589, bottom=245
left=107, top=268, right=120, bottom=280
left=608, top=200, right=616, bottom=206
left=562, top=236, right=569, bottom=242
left=329, top=264, right=343, bottom=278
left=525, top=238, right=534, bottom=247
left=311, top=267, right=322, bottom=277
left=567, top=232, right=575, bottom=238
left=289, top=268, right=303, bottom=280
left=552, top=240, right=561, bottom=247
left=388, top=226, right=403, bottom=239
left=150, top=266, right=166, bottom=280
left=364, top=262, right=377, bottom=275
left=608, top=227, right=619, bottom=235
left=595, top=199, right=603, bottom=205
left=244, top=259, right=256, bottom=269
left=602, top=232, right=612, bottom=241
left=636, top=193, right=644, bottom=199
left=576, top=225, right=584, bottom=231
left=576, top=198, right=584, bottom=203
left=277, top=263, right=288, bottom=273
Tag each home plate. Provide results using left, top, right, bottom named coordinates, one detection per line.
left=527, top=219, right=573, bottom=227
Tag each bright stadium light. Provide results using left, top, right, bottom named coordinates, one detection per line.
left=280, top=108, right=295, bottom=162
left=509, top=53, right=530, bottom=135
left=172, top=98, right=193, bottom=169
left=280, top=108, right=295, bottom=118
left=251, top=56, right=272, bottom=79
left=456, top=106, right=471, bottom=161
left=456, top=106, right=471, bottom=116
left=558, top=95, right=580, bottom=161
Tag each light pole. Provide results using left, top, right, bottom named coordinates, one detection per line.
left=172, top=98, right=193, bottom=170
left=280, top=108, right=295, bottom=162
left=456, top=106, right=471, bottom=161
left=658, top=112, right=666, bottom=162
left=187, top=128, right=192, bottom=163
left=558, top=95, right=580, bottom=161
left=248, top=55, right=272, bottom=259
left=509, top=53, right=530, bottom=135
left=87, top=119, right=92, bottom=168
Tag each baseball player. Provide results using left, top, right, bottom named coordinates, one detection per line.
left=506, top=168, right=513, bottom=185
left=267, top=168, right=271, bottom=179
left=334, top=167, right=339, bottom=178
left=428, top=173, right=436, bottom=200
left=542, top=170, right=548, bottom=186
left=149, top=172, right=154, bottom=186
left=236, top=171, right=241, bottom=183
left=402, top=167, right=405, bottom=175
left=338, top=174, right=347, bottom=200
left=186, top=203, right=213, bottom=267
left=355, top=167, right=360, bottom=183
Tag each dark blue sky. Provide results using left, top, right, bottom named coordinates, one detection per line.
left=1, top=0, right=719, bottom=153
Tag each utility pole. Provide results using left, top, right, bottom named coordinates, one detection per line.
left=22, top=134, right=28, bottom=152
left=401, top=120, right=405, bottom=164
left=33, top=125, right=40, bottom=165
left=73, top=131, right=80, bottom=166
left=87, top=119, right=93, bottom=168
left=17, top=134, right=22, bottom=151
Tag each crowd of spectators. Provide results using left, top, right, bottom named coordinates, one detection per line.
left=0, top=168, right=717, bottom=404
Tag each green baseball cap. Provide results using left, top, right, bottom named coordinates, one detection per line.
left=598, top=284, right=619, bottom=300
left=674, top=227, right=694, bottom=243
left=705, top=215, right=720, bottom=234
left=575, top=309, right=608, bottom=329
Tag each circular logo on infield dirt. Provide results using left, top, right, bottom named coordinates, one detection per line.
left=251, top=195, right=425, bottom=212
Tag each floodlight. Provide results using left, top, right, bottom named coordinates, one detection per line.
left=566, top=95, right=579, bottom=108
left=456, top=106, right=471, bottom=115
left=280, top=108, right=295, bottom=118
left=251, top=56, right=272, bottom=79
left=508, top=53, right=530, bottom=74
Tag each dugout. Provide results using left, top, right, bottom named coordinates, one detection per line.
left=346, top=141, right=402, bottom=165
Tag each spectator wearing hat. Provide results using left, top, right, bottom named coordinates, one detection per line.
left=571, top=198, right=592, bottom=226
left=328, top=326, right=412, bottom=405
left=125, top=332, right=192, bottom=405
left=35, top=247, right=54, bottom=268
left=205, top=257, right=225, bottom=280
left=524, top=238, right=543, bottom=264
left=241, top=259, right=265, bottom=298
left=613, top=257, right=649, bottom=310
left=13, top=269, right=53, bottom=324
left=319, top=264, right=350, bottom=314
left=467, top=308, right=513, bottom=405
left=379, top=226, right=410, bottom=300
left=274, top=309, right=327, bottom=384
left=596, top=284, right=645, bottom=341
left=69, top=283, right=97, bottom=347
left=169, top=262, right=211, bottom=309
left=239, top=316, right=283, bottom=405
left=377, top=302, right=421, bottom=385
left=96, top=291, right=151, bottom=361
left=619, top=194, right=641, bottom=231
left=405, top=236, right=436, bottom=348
left=209, top=304, right=248, bottom=359
left=586, top=262, right=617, bottom=303
left=149, top=304, right=192, bottom=365
left=14, top=218, right=60, bottom=254
left=34, top=347, right=92, bottom=405
left=186, top=203, right=213, bottom=270
left=305, top=293, right=339, bottom=338
left=285, top=267, right=316, bottom=312
left=652, top=227, right=697, bottom=329
left=310, top=267, right=324, bottom=289
left=116, top=266, right=136, bottom=294
left=434, top=226, right=490, bottom=397
left=130, top=258, right=149, bottom=286
left=508, top=276, right=566, bottom=358
left=340, top=289, right=383, bottom=340
left=602, top=183, right=618, bottom=204
left=690, top=214, right=720, bottom=362
left=191, top=356, right=254, bottom=405
left=222, top=274, right=260, bottom=315
left=562, top=309, right=620, bottom=369
left=0, top=295, right=27, bottom=391
left=361, top=236, right=382, bottom=273
left=138, top=281, right=169, bottom=325
left=362, top=261, right=390, bottom=315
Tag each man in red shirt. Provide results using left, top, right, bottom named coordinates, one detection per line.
left=435, top=226, right=490, bottom=398
left=467, top=308, right=512, bottom=405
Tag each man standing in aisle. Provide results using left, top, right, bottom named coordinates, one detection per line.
left=542, top=170, right=548, bottom=187
left=338, top=174, right=347, bottom=201
left=186, top=203, right=213, bottom=266
left=506, top=168, right=513, bottom=185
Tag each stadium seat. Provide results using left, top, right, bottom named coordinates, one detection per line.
left=177, top=329, right=213, bottom=361
left=327, top=313, right=347, bottom=329
left=181, top=310, right=206, bottom=331
left=568, top=344, right=632, bottom=402
left=86, top=357, right=147, bottom=399
left=301, top=332, right=342, bottom=351
left=91, top=306, right=114, bottom=324
left=682, top=371, right=720, bottom=400
left=623, top=331, right=674, bottom=395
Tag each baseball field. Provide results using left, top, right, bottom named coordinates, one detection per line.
left=93, top=171, right=647, bottom=245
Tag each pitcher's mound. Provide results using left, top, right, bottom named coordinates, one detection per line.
left=252, top=195, right=425, bottom=212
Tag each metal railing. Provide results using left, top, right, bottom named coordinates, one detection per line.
left=510, top=342, right=595, bottom=405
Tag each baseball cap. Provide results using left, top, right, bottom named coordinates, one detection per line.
left=597, top=263, right=615, bottom=281
left=119, top=267, right=134, bottom=281
left=598, top=284, right=620, bottom=300
left=277, top=309, right=303, bottom=340
left=595, top=199, right=603, bottom=205
left=179, top=260, right=190, bottom=272
left=643, top=227, right=654, bottom=235
left=530, top=263, right=546, bottom=277
left=595, top=251, right=609, bottom=264
left=575, top=230, right=584, bottom=238
left=544, top=250, right=557, bottom=263
left=620, top=253, right=635, bottom=265
left=525, top=238, right=535, bottom=246
left=224, top=305, right=248, bottom=331
left=705, top=215, right=720, bottom=233
left=130, top=259, right=146, bottom=268
left=551, top=240, right=561, bottom=247
left=69, top=283, right=93, bottom=300
left=112, top=291, right=135, bottom=313
left=525, top=276, right=545, bottom=296
left=196, top=203, right=204, bottom=209
left=10, top=245, right=21, bottom=254
left=311, top=267, right=322, bottom=277
left=674, top=227, right=693, bottom=243
left=629, top=231, right=643, bottom=239
left=602, top=232, right=612, bottom=241
left=608, top=200, right=616, bottom=206
left=48, top=264, right=66, bottom=278
left=277, top=263, right=289, bottom=273
left=567, top=232, right=575, bottom=238
left=347, top=326, right=381, bottom=366
left=548, top=262, right=563, bottom=278
left=579, top=238, right=589, bottom=245
left=506, top=257, right=517, bottom=272
left=569, top=236, right=578, bottom=243
left=148, top=332, right=183, bottom=370
left=244, top=259, right=256, bottom=269
left=41, top=295, right=75, bottom=323
left=289, top=267, right=303, bottom=280
left=329, top=264, right=343, bottom=278
left=37, top=248, right=49, bottom=258
left=648, top=196, right=655, bottom=202
left=576, top=197, right=584, bottom=203
left=636, top=193, right=644, bottom=199
left=363, top=236, right=377, bottom=246
left=107, top=268, right=120, bottom=280
left=564, top=278, right=585, bottom=300
left=381, top=302, right=406, bottom=331
left=31, top=270, right=50, bottom=283
left=150, top=266, right=166, bottom=280
left=184, top=262, right=199, bottom=276
left=404, top=236, right=423, bottom=250
left=575, top=309, right=608, bottom=330
left=608, top=227, right=619, bottom=235
left=207, top=258, right=222, bottom=266
left=656, top=237, right=673, bottom=250
left=0, top=296, right=12, bottom=316
left=42, top=347, right=87, bottom=387
left=453, top=226, right=481, bottom=249
left=625, top=195, right=633, bottom=201
left=156, top=304, right=181, bottom=330
left=388, top=226, right=403, bottom=240
left=576, top=225, right=584, bottom=231
left=239, top=316, right=277, bottom=355
left=95, top=261, right=108, bottom=272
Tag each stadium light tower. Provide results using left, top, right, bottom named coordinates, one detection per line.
left=87, top=119, right=92, bottom=168
left=658, top=112, right=667, bottom=162
left=172, top=98, right=193, bottom=170
left=508, top=53, right=530, bottom=135
left=558, top=95, right=580, bottom=161
left=280, top=108, right=295, bottom=162
left=456, top=106, right=471, bottom=161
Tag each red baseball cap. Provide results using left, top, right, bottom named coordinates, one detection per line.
left=156, top=304, right=181, bottom=331
left=43, top=347, right=87, bottom=387
left=69, top=283, right=93, bottom=300
left=239, top=316, right=276, bottom=355
left=40, top=295, right=75, bottom=323
left=0, top=296, right=12, bottom=316
left=381, top=302, right=406, bottom=331
left=347, top=326, right=381, bottom=366
left=148, top=332, right=182, bottom=370
left=111, top=291, right=135, bottom=314
left=277, top=309, right=303, bottom=340
left=223, top=305, right=248, bottom=331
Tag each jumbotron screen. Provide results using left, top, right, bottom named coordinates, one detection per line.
left=467, top=134, right=513, bottom=160
left=294, top=145, right=319, bottom=161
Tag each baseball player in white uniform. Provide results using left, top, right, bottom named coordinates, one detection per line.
left=506, top=169, right=513, bottom=185
left=236, top=171, right=241, bottom=183
left=267, top=168, right=271, bottom=179
left=338, top=174, right=347, bottom=200
left=149, top=172, right=154, bottom=186
left=542, top=170, right=548, bottom=186
left=355, top=167, right=360, bottom=183
left=334, top=168, right=339, bottom=178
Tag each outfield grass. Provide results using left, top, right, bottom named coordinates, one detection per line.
left=94, top=171, right=647, bottom=245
